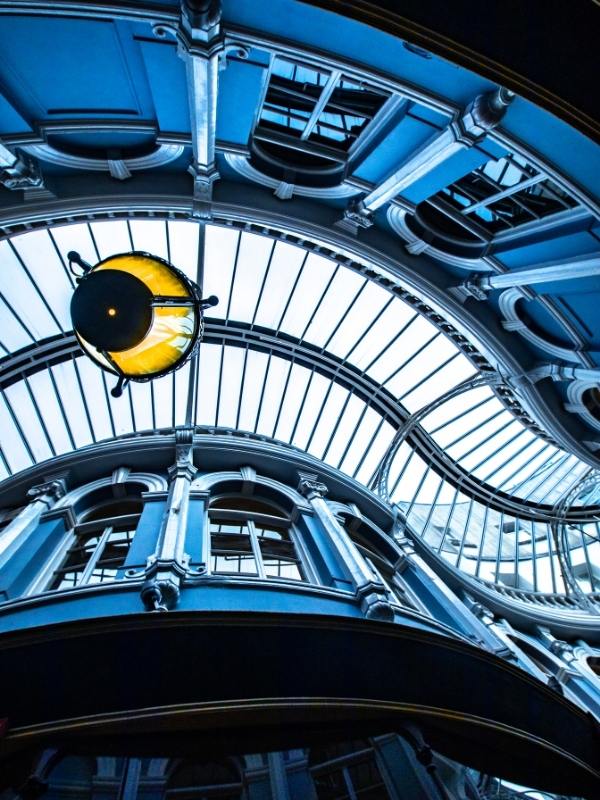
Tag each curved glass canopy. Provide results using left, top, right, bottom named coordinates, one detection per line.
left=0, top=218, right=598, bottom=594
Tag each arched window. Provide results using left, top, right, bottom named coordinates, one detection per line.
left=250, top=56, right=390, bottom=188
left=406, top=152, right=579, bottom=259
left=208, top=495, right=306, bottom=582
left=48, top=494, right=142, bottom=591
left=309, top=739, right=391, bottom=799
left=166, top=759, right=243, bottom=800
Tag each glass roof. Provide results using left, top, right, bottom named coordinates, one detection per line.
left=0, top=218, right=598, bottom=593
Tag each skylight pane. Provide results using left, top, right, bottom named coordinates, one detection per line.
left=237, top=349, right=269, bottom=432
left=228, top=232, right=274, bottom=324
left=322, top=393, right=365, bottom=468
left=290, top=372, right=330, bottom=450
left=0, top=240, right=61, bottom=345
left=385, top=334, right=455, bottom=399
left=272, top=363, right=312, bottom=442
left=216, top=346, right=245, bottom=428
left=52, top=223, right=99, bottom=266
left=51, top=360, right=94, bottom=448
left=422, top=385, right=495, bottom=435
left=197, top=343, right=222, bottom=426
left=278, top=253, right=336, bottom=338
left=303, top=269, right=365, bottom=347
left=89, top=220, right=132, bottom=259
left=252, top=241, right=306, bottom=329
left=4, top=382, right=53, bottom=463
left=202, top=225, right=240, bottom=318
left=255, top=355, right=291, bottom=436
left=354, top=418, right=395, bottom=486
left=305, top=382, right=349, bottom=460
left=27, top=370, right=73, bottom=455
left=129, top=380, right=154, bottom=433
left=168, top=220, right=200, bottom=282
left=10, top=230, right=72, bottom=330
left=0, top=392, right=33, bottom=473
left=367, top=315, right=433, bottom=385
left=327, top=281, right=390, bottom=359
left=151, top=372, right=175, bottom=430
left=129, top=219, right=169, bottom=260
left=339, top=405, right=381, bottom=477
left=350, top=302, right=415, bottom=371
left=0, top=296, right=33, bottom=352
left=75, top=358, right=114, bottom=442
left=402, top=353, right=476, bottom=414
left=174, top=362, right=191, bottom=425
left=392, top=451, right=427, bottom=504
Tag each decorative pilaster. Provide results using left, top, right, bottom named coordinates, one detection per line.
left=337, top=88, right=513, bottom=234
left=141, top=430, right=196, bottom=611
left=297, top=471, right=393, bottom=621
left=177, top=0, right=224, bottom=217
left=0, top=479, right=66, bottom=569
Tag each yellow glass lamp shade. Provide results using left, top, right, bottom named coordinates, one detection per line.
left=69, top=251, right=217, bottom=397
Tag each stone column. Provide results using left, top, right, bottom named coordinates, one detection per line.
left=297, top=471, right=393, bottom=621
left=0, top=479, right=66, bottom=570
left=141, top=430, right=196, bottom=611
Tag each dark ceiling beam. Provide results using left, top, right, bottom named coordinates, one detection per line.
left=301, top=0, right=600, bottom=144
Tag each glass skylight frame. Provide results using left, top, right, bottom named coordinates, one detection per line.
left=0, top=216, right=597, bottom=595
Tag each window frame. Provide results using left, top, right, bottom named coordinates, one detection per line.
left=207, top=496, right=317, bottom=584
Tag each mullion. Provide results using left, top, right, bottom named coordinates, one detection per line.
left=321, top=278, right=368, bottom=352
left=275, top=250, right=309, bottom=332
left=434, top=484, right=460, bottom=555
left=250, top=239, right=277, bottom=328
left=439, top=405, right=504, bottom=451
left=288, top=366, right=317, bottom=445
left=512, top=446, right=562, bottom=499
left=455, top=497, right=475, bottom=570
left=397, top=351, right=460, bottom=403
left=72, top=355, right=96, bottom=443
left=100, top=371, right=117, bottom=439
left=86, top=222, right=101, bottom=262
left=465, top=423, right=523, bottom=476
left=451, top=416, right=514, bottom=464
left=271, top=356, right=296, bottom=439
left=48, top=228, right=76, bottom=289
left=7, top=240, right=64, bottom=332
left=305, top=373, right=337, bottom=452
left=165, top=219, right=171, bottom=264
left=343, top=295, right=394, bottom=362
left=150, top=379, right=157, bottom=430
left=478, top=428, right=531, bottom=483
left=225, top=231, right=243, bottom=323
left=336, top=399, right=370, bottom=471
left=474, top=505, right=491, bottom=577
left=321, top=388, right=353, bottom=461
left=389, top=448, right=416, bottom=501
left=252, top=351, right=273, bottom=433
left=415, top=473, right=446, bottom=540
left=22, top=375, right=56, bottom=457
left=298, top=265, right=341, bottom=341
left=214, top=342, right=226, bottom=427
left=234, top=345, right=250, bottom=431
left=495, top=440, right=550, bottom=492
left=380, top=332, right=440, bottom=387
left=363, top=313, right=418, bottom=373
left=47, top=367, right=76, bottom=450
left=530, top=454, right=576, bottom=503
left=0, top=443, right=10, bottom=475
left=353, top=414, right=386, bottom=480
